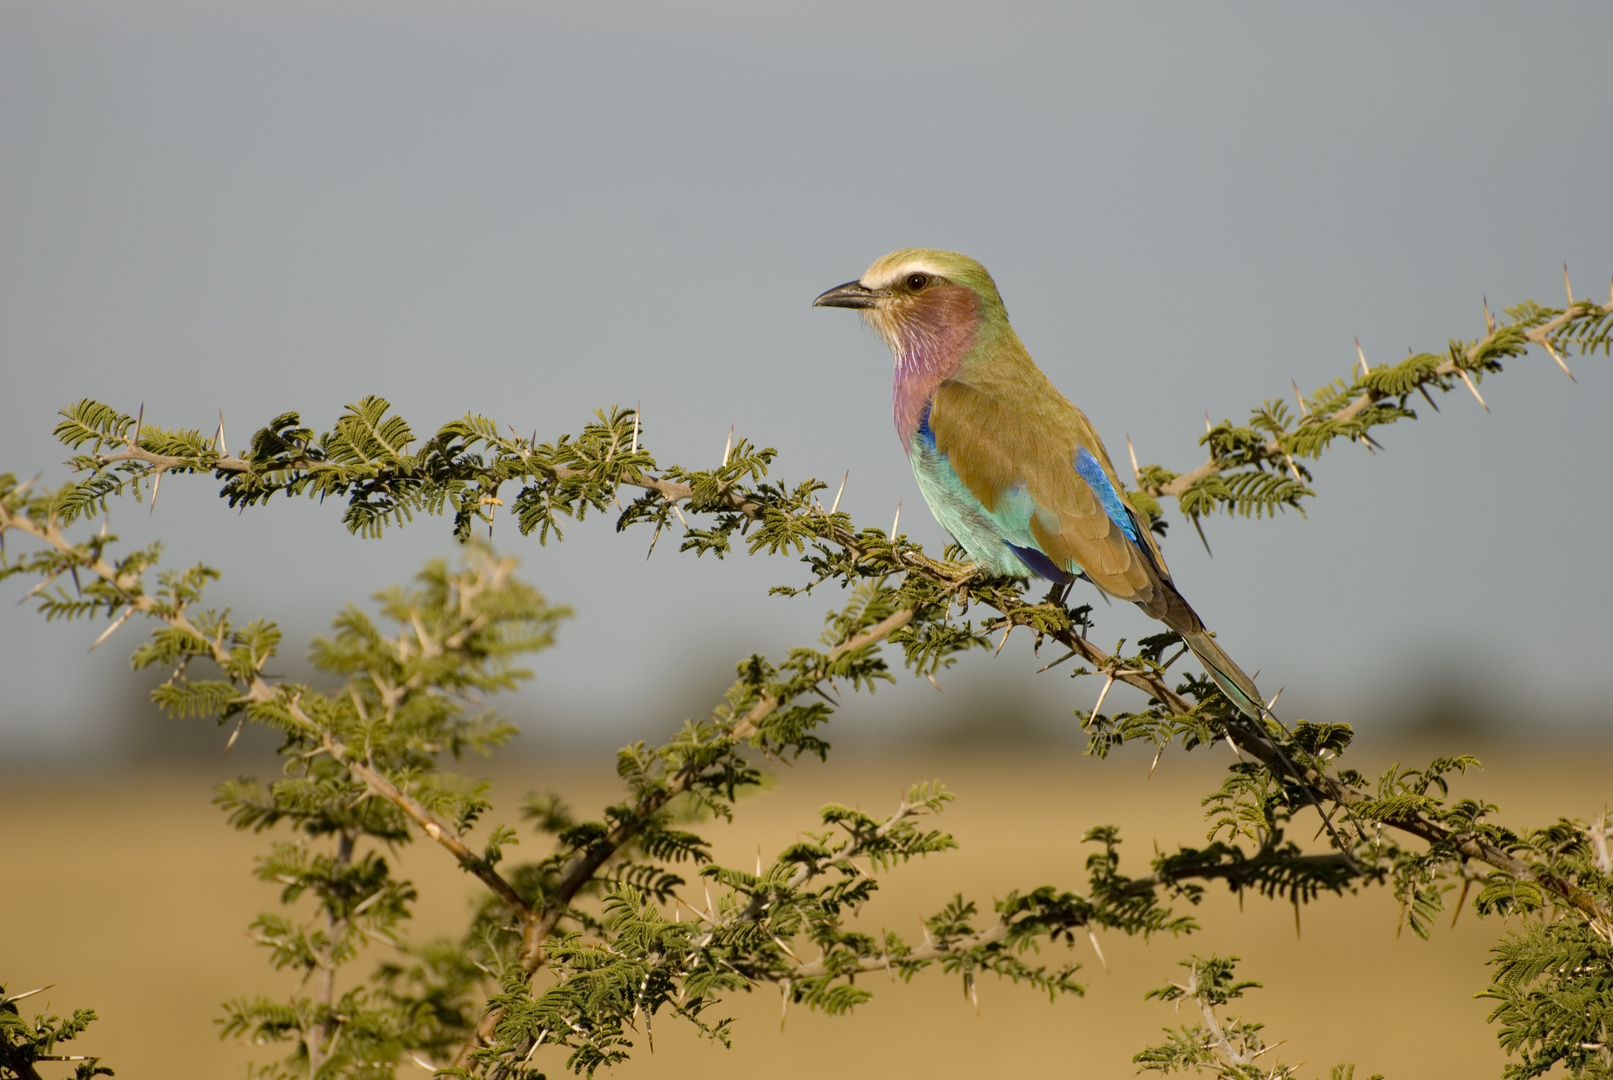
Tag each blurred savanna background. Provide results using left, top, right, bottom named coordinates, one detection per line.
left=9, top=743, right=1613, bottom=1078
left=3, top=2, right=1612, bottom=1077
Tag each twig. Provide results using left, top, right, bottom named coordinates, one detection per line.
left=1150, top=295, right=1609, bottom=500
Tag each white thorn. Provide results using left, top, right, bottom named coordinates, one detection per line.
left=1125, top=433, right=1141, bottom=486
left=11, top=471, right=44, bottom=499
left=1204, top=411, right=1212, bottom=434
left=1086, top=927, right=1109, bottom=973
left=830, top=470, right=848, bottom=515
left=1291, top=379, right=1310, bottom=418
left=1085, top=672, right=1117, bottom=729
left=17, top=572, right=63, bottom=606
left=722, top=424, right=734, bottom=467
left=993, top=622, right=1014, bottom=657
left=1483, top=296, right=1496, bottom=335
left=1265, top=686, right=1284, bottom=713
left=1564, top=263, right=1574, bottom=306
left=1542, top=340, right=1577, bottom=383
left=889, top=500, right=901, bottom=541
left=89, top=604, right=136, bottom=651
left=1226, top=736, right=1246, bottom=762
left=1034, top=648, right=1078, bottom=674
left=1355, top=337, right=1369, bottom=380
left=631, top=404, right=640, bottom=454
left=1457, top=368, right=1489, bottom=412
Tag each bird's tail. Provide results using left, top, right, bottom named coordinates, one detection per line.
left=1180, top=630, right=1265, bottom=721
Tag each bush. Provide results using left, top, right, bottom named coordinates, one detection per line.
left=3, top=285, right=1610, bottom=1078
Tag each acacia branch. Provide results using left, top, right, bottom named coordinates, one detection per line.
left=521, top=603, right=915, bottom=961
left=730, top=608, right=915, bottom=738
left=19, top=290, right=1609, bottom=1076
left=1117, top=851, right=1358, bottom=898
left=786, top=919, right=1009, bottom=980
left=1185, top=964, right=1253, bottom=1069
left=881, top=547, right=1613, bottom=927
left=85, top=440, right=765, bottom=521
left=0, top=499, right=535, bottom=924
left=37, top=397, right=1613, bottom=932
left=455, top=603, right=921, bottom=1063
left=1151, top=295, right=1612, bottom=499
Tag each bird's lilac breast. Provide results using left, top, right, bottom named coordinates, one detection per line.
left=889, top=286, right=980, bottom=452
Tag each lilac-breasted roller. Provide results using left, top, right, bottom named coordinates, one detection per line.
left=814, top=248, right=1267, bottom=721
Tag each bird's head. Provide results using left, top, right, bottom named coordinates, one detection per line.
left=813, top=249, right=1005, bottom=361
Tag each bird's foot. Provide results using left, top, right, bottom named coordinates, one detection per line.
left=1040, top=579, right=1074, bottom=610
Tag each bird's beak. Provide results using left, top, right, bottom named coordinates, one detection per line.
left=812, top=280, right=878, bottom=309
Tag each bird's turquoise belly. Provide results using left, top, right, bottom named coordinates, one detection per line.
left=910, top=443, right=1048, bottom=579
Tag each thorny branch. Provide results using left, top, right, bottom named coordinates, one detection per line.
left=0, top=500, right=536, bottom=922
left=1149, top=287, right=1613, bottom=501
left=38, top=384, right=1613, bottom=1033
left=6, top=280, right=1610, bottom=1077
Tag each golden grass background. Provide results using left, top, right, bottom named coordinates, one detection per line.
left=5, top=741, right=1609, bottom=1078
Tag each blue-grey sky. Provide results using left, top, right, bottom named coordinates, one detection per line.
left=3, top=1, right=1611, bottom=761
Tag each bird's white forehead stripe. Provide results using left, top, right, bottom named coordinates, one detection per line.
left=860, top=258, right=954, bottom=290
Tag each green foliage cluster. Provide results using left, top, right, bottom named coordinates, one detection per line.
left=1477, top=816, right=1613, bottom=1079
left=1134, top=955, right=1383, bottom=1080
left=2, top=283, right=1610, bottom=1078
left=1139, top=294, right=1612, bottom=527
left=0, top=986, right=111, bottom=1080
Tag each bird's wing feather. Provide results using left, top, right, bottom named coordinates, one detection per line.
left=928, top=379, right=1166, bottom=603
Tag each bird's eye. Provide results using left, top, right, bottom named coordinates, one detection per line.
left=906, top=273, right=930, bottom=291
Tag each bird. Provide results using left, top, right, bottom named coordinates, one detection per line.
left=813, top=248, right=1266, bottom=721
